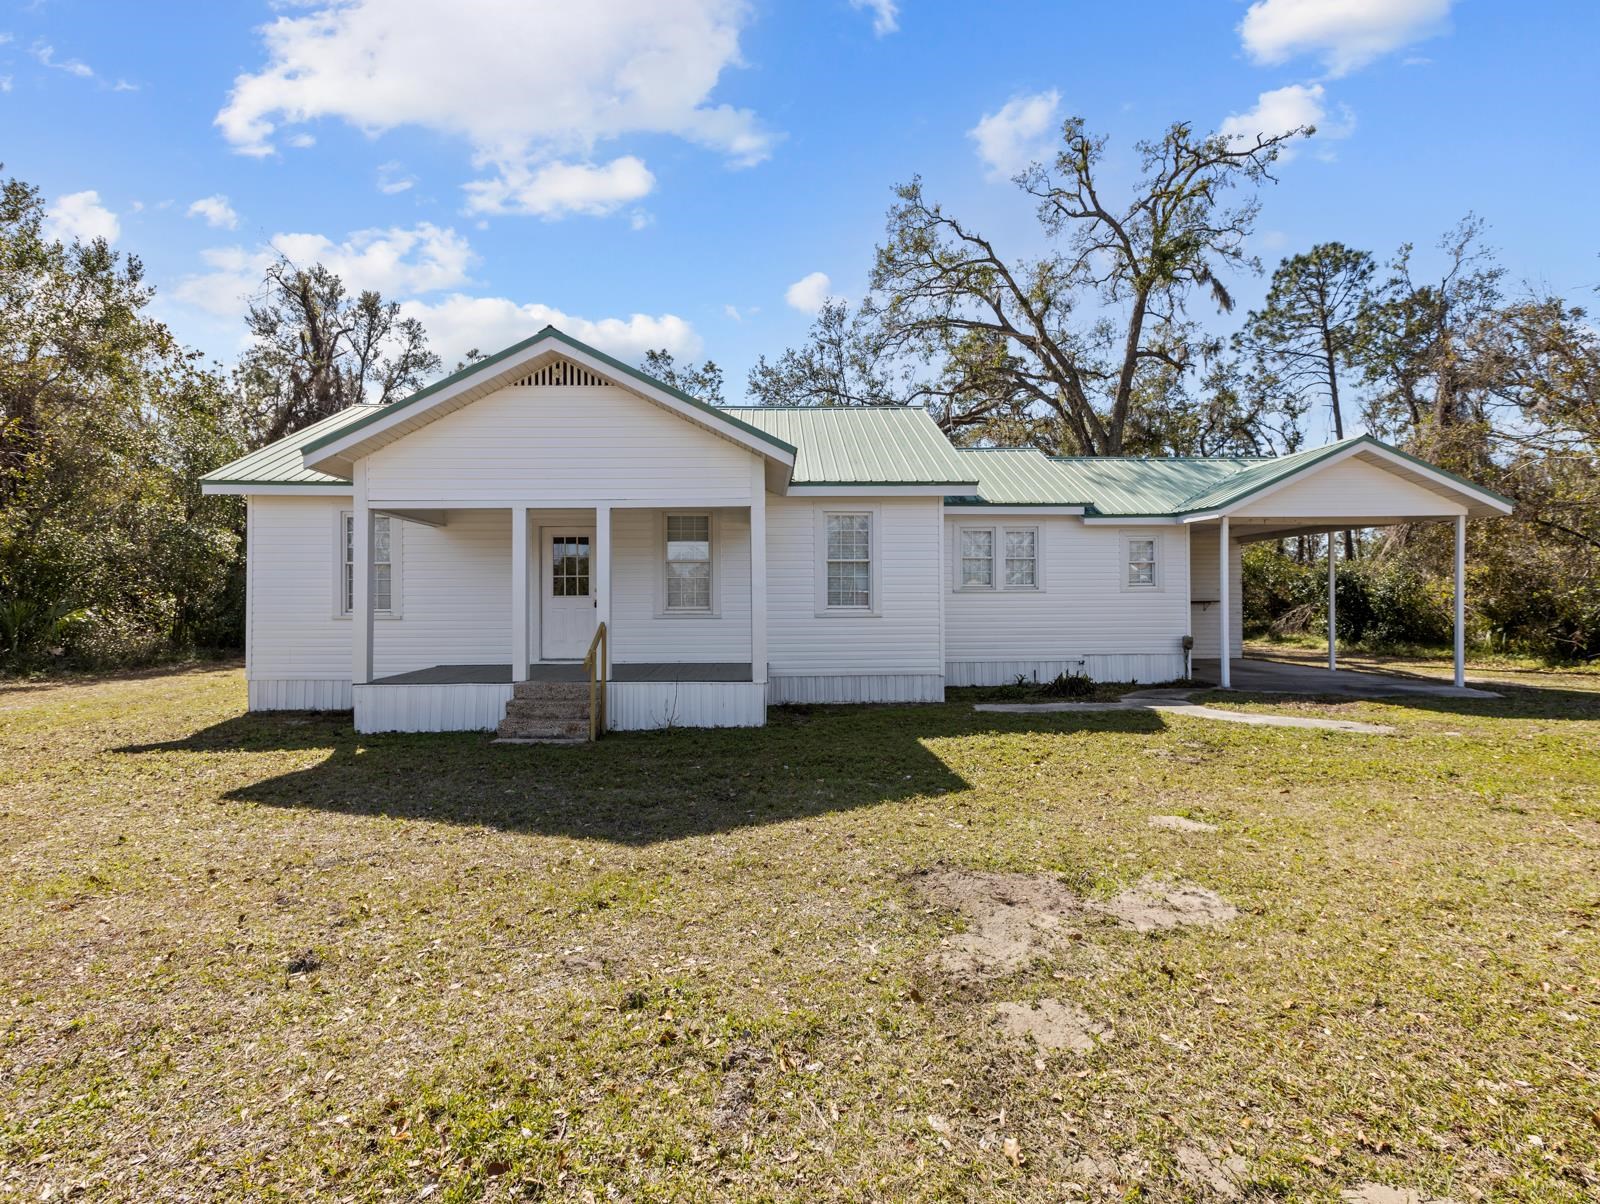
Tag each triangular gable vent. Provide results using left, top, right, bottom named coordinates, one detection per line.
left=512, top=357, right=609, bottom=388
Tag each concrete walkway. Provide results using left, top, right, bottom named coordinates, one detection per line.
left=974, top=692, right=1397, bottom=734
left=1192, top=657, right=1499, bottom=699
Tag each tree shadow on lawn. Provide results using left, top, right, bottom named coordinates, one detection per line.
left=116, top=704, right=1169, bottom=846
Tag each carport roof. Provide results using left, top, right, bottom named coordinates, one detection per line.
left=946, top=436, right=1513, bottom=518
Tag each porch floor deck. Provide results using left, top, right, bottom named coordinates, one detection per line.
left=368, top=662, right=753, bottom=686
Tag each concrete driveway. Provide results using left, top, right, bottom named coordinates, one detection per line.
left=1192, top=657, right=1499, bottom=698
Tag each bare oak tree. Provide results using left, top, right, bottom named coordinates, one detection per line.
left=236, top=259, right=440, bottom=446
left=867, top=117, right=1309, bottom=453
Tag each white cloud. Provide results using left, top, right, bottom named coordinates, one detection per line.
left=43, top=190, right=119, bottom=244
left=287, top=132, right=316, bottom=149
left=969, top=89, right=1061, bottom=178
left=0, top=76, right=11, bottom=94
left=376, top=161, right=416, bottom=195
left=463, top=156, right=655, bottom=219
left=187, top=194, right=239, bottom=229
left=784, top=271, right=833, bottom=315
left=1220, top=83, right=1354, bottom=160
left=1239, top=0, right=1453, bottom=76
left=850, top=0, right=899, bottom=36
left=31, top=41, right=94, bottom=78
left=174, top=222, right=475, bottom=318
left=397, top=294, right=701, bottom=368
left=216, top=0, right=773, bottom=216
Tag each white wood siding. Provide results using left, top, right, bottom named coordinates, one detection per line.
left=942, top=516, right=1191, bottom=682
left=247, top=495, right=352, bottom=691
left=374, top=508, right=511, bottom=678
left=1233, top=455, right=1467, bottom=519
left=766, top=496, right=944, bottom=680
left=1189, top=525, right=1243, bottom=659
left=611, top=508, right=751, bottom=663
left=363, top=385, right=757, bottom=505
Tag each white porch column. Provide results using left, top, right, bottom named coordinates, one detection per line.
left=1454, top=514, right=1466, bottom=688
left=1327, top=530, right=1338, bottom=672
left=749, top=460, right=768, bottom=685
left=511, top=506, right=529, bottom=682
left=351, top=460, right=374, bottom=685
left=594, top=503, right=612, bottom=674
left=1218, top=516, right=1231, bottom=689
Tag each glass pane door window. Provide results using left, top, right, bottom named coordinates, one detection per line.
left=551, top=536, right=591, bottom=597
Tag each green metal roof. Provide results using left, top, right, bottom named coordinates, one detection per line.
left=720, top=406, right=978, bottom=486
left=944, top=449, right=1095, bottom=506
left=201, top=403, right=379, bottom=487
left=948, top=446, right=1266, bottom=513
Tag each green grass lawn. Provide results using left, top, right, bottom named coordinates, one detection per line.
left=2, top=664, right=1597, bottom=1201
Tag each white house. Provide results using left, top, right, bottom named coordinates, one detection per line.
left=201, top=327, right=1513, bottom=735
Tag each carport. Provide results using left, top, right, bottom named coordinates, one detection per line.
left=1181, top=438, right=1514, bottom=689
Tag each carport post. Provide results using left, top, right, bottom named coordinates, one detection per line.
left=1218, top=516, right=1231, bottom=689
left=1453, top=515, right=1466, bottom=688
left=1327, top=530, right=1338, bottom=672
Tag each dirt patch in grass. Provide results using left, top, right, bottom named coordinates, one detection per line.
left=1147, top=814, right=1218, bottom=833
left=993, top=998, right=1107, bottom=1053
left=1175, top=1143, right=1246, bottom=1199
left=913, top=869, right=1093, bottom=977
left=1095, top=878, right=1239, bottom=933
left=1341, top=1185, right=1462, bottom=1204
left=913, top=869, right=1239, bottom=976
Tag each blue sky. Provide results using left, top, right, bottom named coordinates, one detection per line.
left=3, top=0, right=1596, bottom=435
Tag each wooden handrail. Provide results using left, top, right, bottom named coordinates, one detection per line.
left=581, top=620, right=608, bottom=740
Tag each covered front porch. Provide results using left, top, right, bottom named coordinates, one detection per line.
left=348, top=490, right=769, bottom=733
left=370, top=662, right=754, bottom=685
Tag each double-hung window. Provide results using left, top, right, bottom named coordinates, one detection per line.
left=1004, top=528, right=1037, bottom=587
left=960, top=529, right=994, bottom=588
left=825, top=512, right=872, bottom=609
left=1126, top=536, right=1158, bottom=588
left=955, top=524, right=1039, bottom=591
left=342, top=512, right=393, bottom=614
left=664, top=514, right=712, bottom=611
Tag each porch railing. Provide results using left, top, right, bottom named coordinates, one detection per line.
left=582, top=621, right=608, bottom=741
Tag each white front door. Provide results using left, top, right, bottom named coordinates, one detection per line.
left=540, top=527, right=596, bottom=660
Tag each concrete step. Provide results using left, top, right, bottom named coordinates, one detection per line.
left=496, top=716, right=590, bottom=741
left=503, top=698, right=589, bottom=722
left=512, top=680, right=592, bottom=703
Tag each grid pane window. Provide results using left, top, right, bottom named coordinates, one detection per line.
left=343, top=514, right=393, bottom=613
left=665, top=514, right=712, bottom=610
left=960, top=529, right=994, bottom=587
left=1128, top=538, right=1157, bottom=587
left=552, top=536, right=591, bottom=597
left=1004, top=528, right=1037, bottom=587
left=826, top=513, right=871, bottom=608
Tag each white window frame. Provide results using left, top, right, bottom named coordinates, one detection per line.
left=336, top=510, right=402, bottom=619
left=1121, top=531, right=1163, bottom=592
left=952, top=523, right=1042, bottom=592
left=814, top=506, right=880, bottom=616
left=655, top=511, right=720, bottom=618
